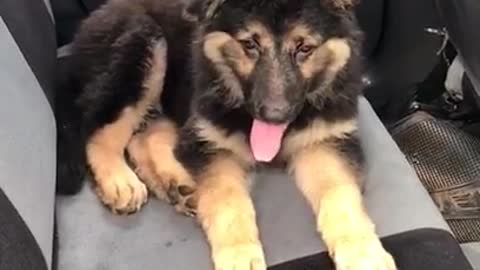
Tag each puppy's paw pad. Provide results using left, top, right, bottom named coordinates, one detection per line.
left=167, top=182, right=197, bottom=217
left=213, top=242, right=266, bottom=270
left=95, top=167, right=148, bottom=215
left=332, top=235, right=396, bottom=270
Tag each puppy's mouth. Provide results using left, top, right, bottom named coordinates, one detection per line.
left=249, top=119, right=289, bottom=162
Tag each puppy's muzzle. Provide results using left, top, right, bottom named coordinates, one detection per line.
left=256, top=98, right=292, bottom=124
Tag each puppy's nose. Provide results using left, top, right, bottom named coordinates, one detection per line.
left=258, top=102, right=290, bottom=123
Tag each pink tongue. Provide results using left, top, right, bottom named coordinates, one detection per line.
left=250, top=120, right=289, bottom=162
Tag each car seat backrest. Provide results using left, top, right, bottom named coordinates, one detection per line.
left=356, top=0, right=445, bottom=122
left=0, top=0, right=56, bottom=106
left=355, top=0, right=384, bottom=58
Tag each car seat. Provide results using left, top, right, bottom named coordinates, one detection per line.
left=0, top=0, right=476, bottom=269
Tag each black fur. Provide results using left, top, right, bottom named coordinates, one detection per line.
left=175, top=122, right=217, bottom=175
left=328, top=133, right=365, bottom=170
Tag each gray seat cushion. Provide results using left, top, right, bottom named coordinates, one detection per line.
left=56, top=98, right=448, bottom=270
left=0, top=18, right=56, bottom=268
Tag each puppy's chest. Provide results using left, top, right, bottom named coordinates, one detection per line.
left=281, top=118, right=358, bottom=157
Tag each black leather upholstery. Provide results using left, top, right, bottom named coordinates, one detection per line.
left=355, top=0, right=384, bottom=58
left=358, top=0, right=445, bottom=123
left=51, top=0, right=92, bottom=46
left=51, top=0, right=105, bottom=46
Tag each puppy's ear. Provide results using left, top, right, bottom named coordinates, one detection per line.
left=183, top=0, right=226, bottom=22
left=326, top=0, right=360, bottom=11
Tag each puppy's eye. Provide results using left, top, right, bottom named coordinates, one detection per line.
left=240, top=39, right=259, bottom=52
left=298, top=44, right=315, bottom=54
left=295, top=42, right=316, bottom=62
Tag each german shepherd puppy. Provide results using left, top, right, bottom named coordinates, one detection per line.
left=56, top=0, right=396, bottom=269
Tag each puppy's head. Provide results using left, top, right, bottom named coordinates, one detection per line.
left=189, top=0, right=362, bottom=124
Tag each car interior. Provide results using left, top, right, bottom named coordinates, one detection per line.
left=0, top=0, right=479, bottom=269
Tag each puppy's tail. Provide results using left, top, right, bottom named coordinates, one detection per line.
left=56, top=119, right=88, bottom=195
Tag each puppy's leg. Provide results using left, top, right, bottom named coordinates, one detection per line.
left=195, top=155, right=266, bottom=270
left=87, top=108, right=148, bottom=214
left=289, top=137, right=396, bottom=270
left=86, top=30, right=167, bottom=214
left=127, top=118, right=197, bottom=216
left=172, top=119, right=265, bottom=269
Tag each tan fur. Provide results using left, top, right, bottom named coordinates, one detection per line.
left=301, top=38, right=351, bottom=80
left=86, top=40, right=167, bottom=213
left=283, top=24, right=323, bottom=51
left=324, top=38, right=353, bottom=73
left=195, top=155, right=266, bottom=270
left=282, top=118, right=358, bottom=158
left=289, top=144, right=396, bottom=270
left=223, top=39, right=256, bottom=78
left=142, top=40, right=168, bottom=107
left=127, top=119, right=195, bottom=204
left=203, top=31, right=248, bottom=102
left=86, top=107, right=148, bottom=213
left=195, top=118, right=254, bottom=165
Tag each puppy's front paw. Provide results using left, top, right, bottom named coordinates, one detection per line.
left=127, top=125, right=196, bottom=216
left=95, top=164, right=148, bottom=215
left=128, top=152, right=197, bottom=217
left=331, top=234, right=396, bottom=270
left=212, top=242, right=266, bottom=270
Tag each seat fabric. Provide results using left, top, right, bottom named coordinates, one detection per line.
left=0, top=18, right=56, bottom=269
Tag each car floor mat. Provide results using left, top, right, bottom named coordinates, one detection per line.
left=391, top=111, right=480, bottom=243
